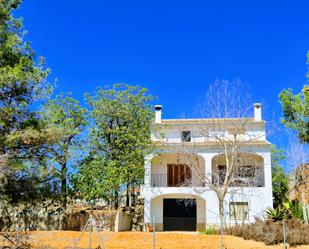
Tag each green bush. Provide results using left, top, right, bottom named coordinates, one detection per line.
left=265, top=207, right=291, bottom=221
left=200, top=227, right=218, bottom=235
left=290, top=200, right=304, bottom=220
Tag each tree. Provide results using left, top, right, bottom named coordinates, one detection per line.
left=75, top=84, right=153, bottom=208
left=40, top=93, right=87, bottom=207
left=0, top=1, right=55, bottom=203
left=179, top=79, right=266, bottom=249
left=271, top=146, right=288, bottom=209
left=279, top=53, right=309, bottom=222
left=279, top=86, right=309, bottom=143
left=279, top=53, right=309, bottom=143
left=286, top=135, right=309, bottom=171
left=0, top=0, right=52, bottom=165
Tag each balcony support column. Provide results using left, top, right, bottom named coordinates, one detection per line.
left=198, top=153, right=217, bottom=185
left=144, top=154, right=154, bottom=187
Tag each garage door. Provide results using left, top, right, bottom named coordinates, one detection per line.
left=163, top=198, right=196, bottom=231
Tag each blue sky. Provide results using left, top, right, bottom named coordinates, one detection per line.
left=17, top=0, right=308, bottom=152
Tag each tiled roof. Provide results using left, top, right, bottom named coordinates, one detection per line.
left=154, top=140, right=271, bottom=148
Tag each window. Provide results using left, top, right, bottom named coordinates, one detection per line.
left=181, top=131, right=191, bottom=142
left=167, top=164, right=192, bottom=187
left=218, top=165, right=227, bottom=186
left=229, top=202, right=249, bottom=220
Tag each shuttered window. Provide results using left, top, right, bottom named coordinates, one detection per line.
left=229, top=202, right=249, bottom=220
left=167, top=164, right=192, bottom=187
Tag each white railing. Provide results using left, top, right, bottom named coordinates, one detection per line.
left=151, top=174, right=204, bottom=187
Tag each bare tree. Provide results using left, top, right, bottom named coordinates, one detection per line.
left=286, top=134, right=309, bottom=223
left=286, top=134, right=309, bottom=171
left=177, top=79, right=267, bottom=249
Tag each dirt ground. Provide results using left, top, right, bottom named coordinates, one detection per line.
left=1, top=231, right=309, bottom=249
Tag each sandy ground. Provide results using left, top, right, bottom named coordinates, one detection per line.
left=1, top=231, right=309, bottom=249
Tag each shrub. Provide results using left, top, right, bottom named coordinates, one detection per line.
left=225, top=218, right=309, bottom=247
left=265, top=207, right=291, bottom=221
left=200, top=227, right=218, bottom=235
left=289, top=200, right=304, bottom=220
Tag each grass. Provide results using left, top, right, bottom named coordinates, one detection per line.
left=200, top=227, right=218, bottom=235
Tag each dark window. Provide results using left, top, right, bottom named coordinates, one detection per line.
left=181, top=131, right=191, bottom=142
left=218, top=165, right=227, bottom=186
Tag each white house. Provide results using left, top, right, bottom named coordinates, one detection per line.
left=141, top=104, right=273, bottom=231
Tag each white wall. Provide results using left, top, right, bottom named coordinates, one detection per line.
left=151, top=123, right=266, bottom=143
left=142, top=146, right=273, bottom=227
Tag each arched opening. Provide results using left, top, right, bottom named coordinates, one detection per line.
left=150, top=193, right=206, bottom=231
left=151, top=153, right=205, bottom=187
left=211, top=152, right=265, bottom=187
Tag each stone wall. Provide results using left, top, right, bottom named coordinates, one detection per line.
left=0, top=198, right=144, bottom=232
left=119, top=198, right=145, bottom=231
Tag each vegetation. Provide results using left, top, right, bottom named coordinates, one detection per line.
left=0, top=0, right=57, bottom=203
left=225, top=218, right=309, bottom=247
left=73, top=84, right=153, bottom=207
left=265, top=206, right=291, bottom=221
left=279, top=53, right=309, bottom=144
left=279, top=86, right=309, bottom=143
left=40, top=93, right=88, bottom=207
left=289, top=200, right=304, bottom=220
left=200, top=227, right=218, bottom=235
left=0, top=0, right=52, bottom=167
left=271, top=146, right=289, bottom=208
left=0, top=2, right=154, bottom=209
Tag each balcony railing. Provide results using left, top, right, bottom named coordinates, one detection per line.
left=151, top=174, right=264, bottom=187
left=211, top=175, right=265, bottom=187
left=151, top=174, right=204, bottom=187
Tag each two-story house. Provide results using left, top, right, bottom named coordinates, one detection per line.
left=141, top=104, right=273, bottom=231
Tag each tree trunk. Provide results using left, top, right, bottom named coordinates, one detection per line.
left=114, top=190, right=119, bottom=209
left=126, top=182, right=130, bottom=207
left=218, top=198, right=225, bottom=249
left=61, top=161, right=67, bottom=210
left=131, top=182, right=136, bottom=206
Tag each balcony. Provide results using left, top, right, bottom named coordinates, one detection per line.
left=151, top=174, right=205, bottom=187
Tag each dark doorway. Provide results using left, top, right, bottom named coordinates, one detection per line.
left=163, top=198, right=197, bottom=231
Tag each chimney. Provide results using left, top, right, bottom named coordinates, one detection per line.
left=254, top=103, right=262, bottom=121
left=154, top=105, right=162, bottom=124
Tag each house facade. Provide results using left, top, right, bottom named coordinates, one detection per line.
left=141, top=104, right=273, bottom=231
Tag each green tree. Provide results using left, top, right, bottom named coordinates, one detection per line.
left=279, top=54, right=309, bottom=143
left=75, top=84, right=153, bottom=208
left=0, top=0, right=52, bottom=168
left=40, top=93, right=87, bottom=207
left=271, top=146, right=289, bottom=208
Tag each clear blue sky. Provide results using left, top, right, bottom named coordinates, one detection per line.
left=17, top=0, right=308, bottom=150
